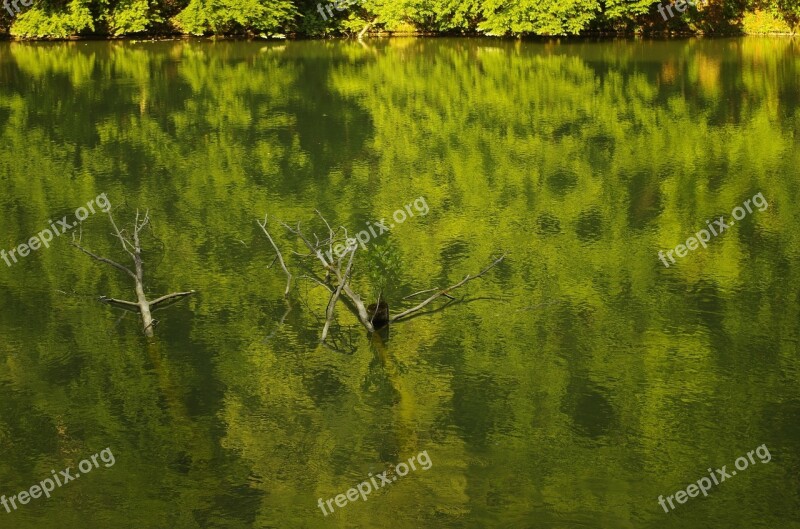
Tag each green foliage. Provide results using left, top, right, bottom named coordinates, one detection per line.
left=361, top=0, right=482, bottom=32
left=173, top=0, right=296, bottom=35
left=602, top=0, right=654, bottom=20
left=1, top=0, right=797, bottom=37
left=757, top=0, right=800, bottom=30
left=108, top=0, right=162, bottom=35
left=10, top=0, right=95, bottom=38
left=595, top=0, right=654, bottom=32
left=476, top=0, right=599, bottom=35
left=432, top=0, right=483, bottom=31
left=742, top=7, right=794, bottom=32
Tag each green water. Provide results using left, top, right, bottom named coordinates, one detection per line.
left=0, top=37, right=799, bottom=529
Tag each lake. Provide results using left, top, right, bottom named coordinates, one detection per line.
left=0, top=37, right=798, bottom=529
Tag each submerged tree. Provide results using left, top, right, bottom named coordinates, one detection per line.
left=72, top=209, right=195, bottom=337
left=257, top=212, right=505, bottom=344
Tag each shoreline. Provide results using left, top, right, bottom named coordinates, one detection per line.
left=0, top=31, right=796, bottom=43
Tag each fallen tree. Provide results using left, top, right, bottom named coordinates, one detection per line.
left=257, top=212, right=505, bottom=344
left=72, top=209, right=195, bottom=337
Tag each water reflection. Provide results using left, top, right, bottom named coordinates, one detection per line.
left=0, top=37, right=798, bottom=529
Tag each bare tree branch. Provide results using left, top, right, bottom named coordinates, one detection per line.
left=285, top=219, right=375, bottom=331
left=98, top=296, right=141, bottom=312
left=403, top=288, right=455, bottom=301
left=257, top=215, right=292, bottom=297
left=298, top=274, right=334, bottom=293
left=262, top=300, right=294, bottom=344
left=321, top=244, right=357, bottom=342
left=259, top=212, right=504, bottom=338
left=149, top=290, right=196, bottom=310
left=71, top=239, right=137, bottom=280
left=107, top=209, right=136, bottom=258
left=315, top=209, right=334, bottom=239
left=390, top=253, right=506, bottom=323
left=74, top=208, right=192, bottom=338
left=358, top=17, right=377, bottom=41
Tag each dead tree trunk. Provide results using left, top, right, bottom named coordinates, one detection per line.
left=358, top=17, right=377, bottom=41
left=72, top=209, right=195, bottom=337
left=131, top=211, right=155, bottom=335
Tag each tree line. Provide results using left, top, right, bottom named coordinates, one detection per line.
left=0, top=0, right=797, bottom=39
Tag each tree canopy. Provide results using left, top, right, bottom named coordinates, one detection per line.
left=0, top=0, right=796, bottom=38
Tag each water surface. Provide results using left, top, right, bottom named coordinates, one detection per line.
left=0, top=37, right=799, bottom=529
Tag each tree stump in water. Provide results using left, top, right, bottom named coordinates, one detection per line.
left=367, top=298, right=390, bottom=329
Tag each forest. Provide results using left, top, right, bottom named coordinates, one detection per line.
left=0, top=0, right=797, bottom=39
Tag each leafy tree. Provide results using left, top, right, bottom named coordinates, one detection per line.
left=173, top=0, right=296, bottom=35
left=477, top=0, right=598, bottom=35
left=10, top=0, right=96, bottom=38
left=360, top=0, right=482, bottom=33
left=107, top=0, right=163, bottom=35
left=757, top=0, right=800, bottom=30
left=2, top=0, right=799, bottom=37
